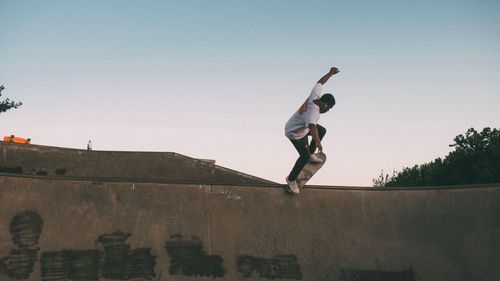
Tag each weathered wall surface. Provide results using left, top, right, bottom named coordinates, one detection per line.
left=0, top=142, right=275, bottom=185
left=1, top=175, right=499, bottom=281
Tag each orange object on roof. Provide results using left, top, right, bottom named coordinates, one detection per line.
left=3, top=135, right=31, bottom=144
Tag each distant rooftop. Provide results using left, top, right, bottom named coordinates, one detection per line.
left=0, top=142, right=277, bottom=186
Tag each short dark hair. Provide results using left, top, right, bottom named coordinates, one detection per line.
left=320, top=93, right=335, bottom=107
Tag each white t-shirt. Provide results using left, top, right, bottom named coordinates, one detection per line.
left=284, top=83, right=322, bottom=140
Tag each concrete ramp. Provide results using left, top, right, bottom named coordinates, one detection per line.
left=1, top=174, right=499, bottom=281
left=0, top=142, right=275, bottom=185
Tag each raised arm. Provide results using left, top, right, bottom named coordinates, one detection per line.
left=299, top=67, right=340, bottom=114
left=317, top=67, right=340, bottom=85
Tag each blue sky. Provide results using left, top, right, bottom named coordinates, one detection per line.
left=1, top=0, right=499, bottom=186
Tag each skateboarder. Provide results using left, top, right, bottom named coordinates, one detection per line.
left=285, top=67, right=339, bottom=194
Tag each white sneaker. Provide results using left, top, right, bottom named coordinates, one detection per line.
left=286, top=177, right=300, bottom=194
left=309, top=154, right=323, bottom=163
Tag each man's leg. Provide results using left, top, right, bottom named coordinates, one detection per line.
left=287, top=136, right=311, bottom=181
left=309, top=124, right=326, bottom=154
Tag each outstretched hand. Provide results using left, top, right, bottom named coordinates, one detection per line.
left=318, top=67, right=340, bottom=84
left=330, top=67, right=340, bottom=75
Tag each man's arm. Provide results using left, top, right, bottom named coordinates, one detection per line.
left=299, top=67, right=339, bottom=114
left=317, top=67, right=340, bottom=85
left=298, top=99, right=308, bottom=113
left=309, top=124, right=323, bottom=153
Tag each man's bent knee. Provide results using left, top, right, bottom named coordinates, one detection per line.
left=299, top=152, right=311, bottom=161
left=318, top=125, right=326, bottom=133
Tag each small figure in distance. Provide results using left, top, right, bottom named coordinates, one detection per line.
left=284, top=67, right=339, bottom=194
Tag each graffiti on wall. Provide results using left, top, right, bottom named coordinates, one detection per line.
left=165, top=234, right=225, bottom=277
left=0, top=210, right=303, bottom=280
left=38, top=231, right=157, bottom=281
left=1, top=210, right=43, bottom=279
left=237, top=255, right=303, bottom=280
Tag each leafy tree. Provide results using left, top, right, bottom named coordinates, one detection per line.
left=372, top=169, right=390, bottom=187
left=375, top=128, right=500, bottom=187
left=0, top=85, right=23, bottom=114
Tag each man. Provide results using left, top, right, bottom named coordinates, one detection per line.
left=284, top=67, right=339, bottom=194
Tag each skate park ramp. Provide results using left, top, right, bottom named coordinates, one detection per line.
left=0, top=142, right=275, bottom=185
left=0, top=142, right=499, bottom=281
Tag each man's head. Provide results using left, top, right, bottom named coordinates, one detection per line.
left=318, top=93, right=335, bottom=113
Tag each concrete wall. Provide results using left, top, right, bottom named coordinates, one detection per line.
left=0, top=142, right=274, bottom=185
left=1, top=174, right=499, bottom=281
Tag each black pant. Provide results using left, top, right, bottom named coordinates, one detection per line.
left=287, top=124, right=326, bottom=181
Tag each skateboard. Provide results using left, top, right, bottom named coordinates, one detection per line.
left=286, top=152, right=327, bottom=193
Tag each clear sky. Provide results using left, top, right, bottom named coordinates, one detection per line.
left=1, top=0, right=499, bottom=186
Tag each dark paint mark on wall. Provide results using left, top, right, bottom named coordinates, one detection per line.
left=1, top=211, right=156, bottom=281
left=38, top=232, right=156, bottom=281
left=54, top=168, right=66, bottom=175
left=36, top=170, right=48, bottom=176
left=165, top=234, right=225, bottom=277
left=237, top=255, right=303, bottom=280
left=96, top=232, right=156, bottom=280
left=40, top=250, right=100, bottom=281
left=127, top=248, right=157, bottom=280
left=0, top=166, right=23, bottom=173
left=1, top=248, right=39, bottom=279
left=10, top=210, right=43, bottom=249
left=340, top=268, right=415, bottom=281
left=0, top=210, right=43, bottom=279
left=97, top=232, right=131, bottom=279
left=1, top=211, right=308, bottom=280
